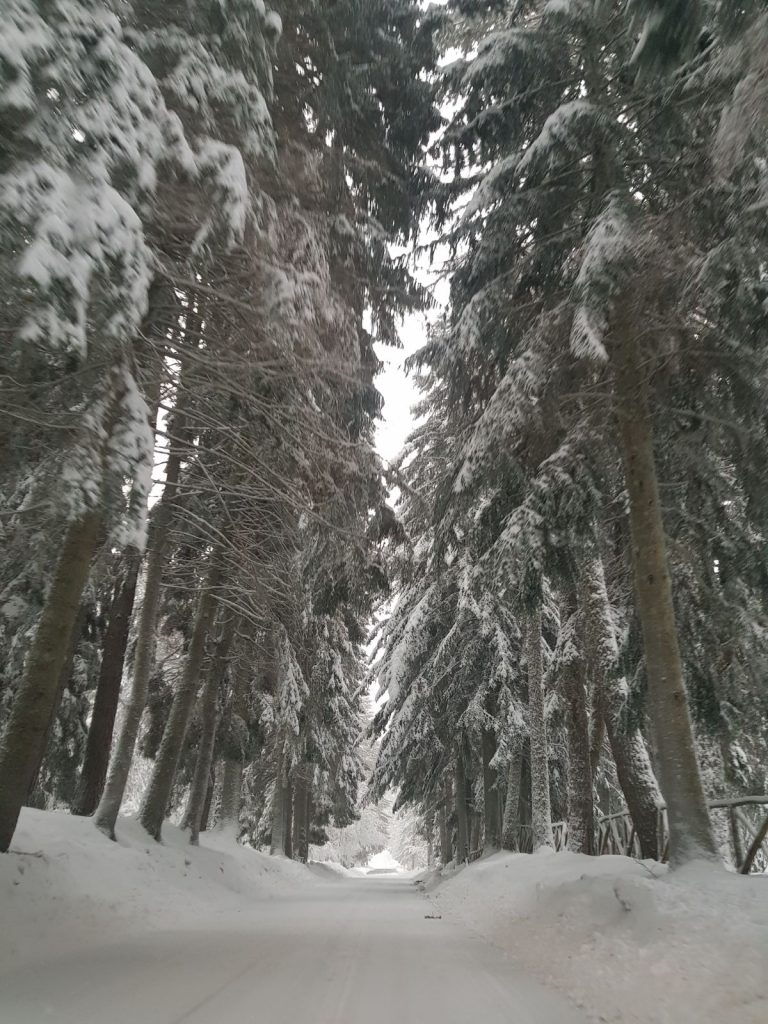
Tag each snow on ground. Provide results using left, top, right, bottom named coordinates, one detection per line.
left=366, top=848, right=404, bottom=872
left=0, top=809, right=586, bottom=1024
left=0, top=807, right=325, bottom=975
left=2, top=811, right=766, bottom=1024
left=426, top=848, right=768, bottom=1024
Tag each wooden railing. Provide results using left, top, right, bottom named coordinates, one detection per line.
left=472, top=795, right=768, bottom=873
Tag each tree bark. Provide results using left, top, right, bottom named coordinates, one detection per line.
left=199, top=766, right=216, bottom=833
left=583, top=555, right=661, bottom=858
left=470, top=811, right=482, bottom=855
left=216, top=653, right=252, bottom=835
left=292, top=770, right=308, bottom=862
left=183, top=612, right=237, bottom=844
left=94, top=334, right=192, bottom=840
left=425, top=805, right=435, bottom=868
left=527, top=607, right=554, bottom=849
left=0, top=512, right=102, bottom=851
left=27, top=599, right=90, bottom=806
left=440, top=776, right=453, bottom=865
left=501, top=738, right=523, bottom=851
left=283, top=781, right=293, bottom=860
left=613, top=327, right=716, bottom=864
left=300, top=783, right=312, bottom=863
left=588, top=678, right=606, bottom=785
left=94, top=467, right=185, bottom=840
left=562, top=641, right=595, bottom=854
left=138, top=555, right=222, bottom=841
left=72, top=552, right=140, bottom=816
left=454, top=744, right=470, bottom=863
left=481, top=728, right=499, bottom=851
left=270, top=748, right=287, bottom=856
left=218, top=757, right=243, bottom=835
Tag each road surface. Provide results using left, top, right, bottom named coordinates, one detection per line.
left=0, top=874, right=587, bottom=1023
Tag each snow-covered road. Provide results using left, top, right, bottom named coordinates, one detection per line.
left=0, top=873, right=586, bottom=1024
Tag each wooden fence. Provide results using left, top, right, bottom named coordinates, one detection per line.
left=478, top=795, right=768, bottom=873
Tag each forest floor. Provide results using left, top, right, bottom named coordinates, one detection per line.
left=0, top=809, right=583, bottom=1024
left=425, top=848, right=768, bottom=1024
left=0, top=810, right=766, bottom=1024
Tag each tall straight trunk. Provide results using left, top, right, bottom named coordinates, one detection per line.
left=218, top=757, right=243, bottom=834
left=0, top=512, right=102, bottom=851
left=94, top=325, right=192, bottom=840
left=139, top=556, right=221, bottom=841
left=300, top=784, right=312, bottom=863
left=74, top=286, right=167, bottom=816
left=563, top=647, right=595, bottom=854
left=527, top=607, right=554, bottom=849
left=183, top=612, right=237, bottom=844
left=199, top=766, right=215, bottom=833
left=470, top=811, right=482, bottom=855
left=216, top=654, right=252, bottom=834
left=613, top=327, right=715, bottom=864
left=72, top=552, right=140, bottom=816
left=283, top=781, right=293, bottom=860
left=454, top=744, right=469, bottom=863
left=292, top=770, right=308, bottom=862
left=94, top=459, right=186, bottom=840
left=270, top=748, right=287, bottom=855
left=588, top=681, right=606, bottom=785
left=440, top=777, right=453, bottom=865
left=425, top=805, right=435, bottom=868
left=583, top=555, right=661, bottom=858
left=28, top=599, right=90, bottom=806
left=481, top=729, right=500, bottom=850
left=501, top=737, right=523, bottom=851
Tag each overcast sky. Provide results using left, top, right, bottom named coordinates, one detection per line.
left=373, top=311, right=424, bottom=467
left=373, top=250, right=450, bottom=469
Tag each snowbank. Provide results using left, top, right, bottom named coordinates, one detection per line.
left=306, top=859, right=364, bottom=879
left=0, top=808, right=323, bottom=975
left=427, top=849, right=768, bottom=1024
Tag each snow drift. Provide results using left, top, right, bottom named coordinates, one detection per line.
left=0, top=807, right=326, bottom=976
left=427, top=849, right=768, bottom=1024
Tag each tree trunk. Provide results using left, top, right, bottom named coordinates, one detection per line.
left=139, top=556, right=221, bottom=841
left=283, top=781, right=293, bottom=860
left=218, top=757, right=243, bottom=835
left=583, top=555, right=661, bottom=858
left=183, top=612, right=237, bottom=844
left=0, top=512, right=102, bottom=851
left=216, top=652, right=252, bottom=835
left=73, top=288, right=167, bottom=819
left=292, top=771, right=308, bottom=862
left=270, top=749, right=287, bottom=856
left=470, top=811, right=482, bottom=855
left=425, top=805, right=435, bottom=868
left=613, top=328, right=715, bottom=864
left=300, top=783, right=312, bottom=863
left=482, top=728, right=499, bottom=851
left=94, top=349, right=191, bottom=840
left=588, top=678, right=606, bottom=785
left=527, top=607, right=554, bottom=849
left=501, top=737, right=523, bottom=851
left=72, top=552, right=140, bottom=816
left=454, top=745, right=469, bottom=863
left=95, top=492, right=181, bottom=839
left=440, top=777, right=453, bottom=865
left=199, top=766, right=216, bottom=833
left=563, top=643, right=595, bottom=854
left=28, top=599, right=90, bottom=806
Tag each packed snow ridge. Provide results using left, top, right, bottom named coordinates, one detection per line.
left=1, top=810, right=766, bottom=1024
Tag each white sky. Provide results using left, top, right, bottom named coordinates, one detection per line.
left=373, top=311, right=424, bottom=467
left=373, top=251, right=450, bottom=469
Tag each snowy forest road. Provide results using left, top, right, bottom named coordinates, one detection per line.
left=0, top=873, right=587, bottom=1024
